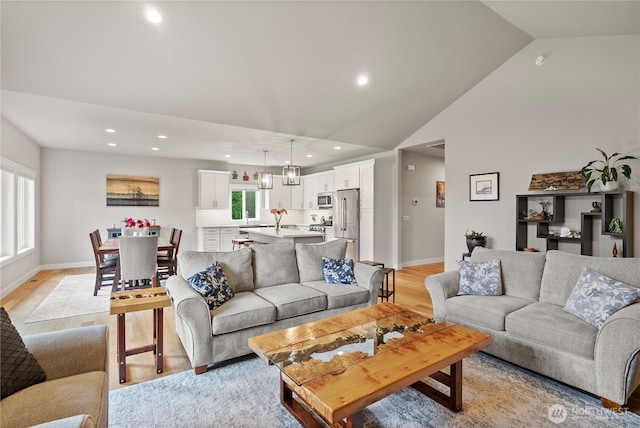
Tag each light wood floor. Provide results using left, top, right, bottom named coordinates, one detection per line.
left=3, top=262, right=639, bottom=414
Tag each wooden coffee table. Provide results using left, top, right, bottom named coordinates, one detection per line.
left=248, top=303, right=491, bottom=428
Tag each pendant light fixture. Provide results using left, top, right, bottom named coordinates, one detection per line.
left=282, top=139, right=301, bottom=186
left=258, top=150, right=273, bottom=189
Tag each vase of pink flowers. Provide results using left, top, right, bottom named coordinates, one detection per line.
left=123, top=218, right=151, bottom=236
left=271, top=208, right=287, bottom=232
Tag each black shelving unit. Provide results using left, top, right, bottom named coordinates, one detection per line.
left=516, top=191, right=633, bottom=257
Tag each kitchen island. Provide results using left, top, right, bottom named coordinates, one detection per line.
left=244, top=227, right=324, bottom=244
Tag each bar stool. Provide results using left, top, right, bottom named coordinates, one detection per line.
left=232, top=238, right=254, bottom=250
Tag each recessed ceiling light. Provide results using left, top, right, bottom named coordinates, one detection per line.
left=285, top=160, right=291, bottom=164
left=334, top=146, right=342, bottom=150
left=306, top=154, right=313, bottom=158
left=357, top=75, right=369, bottom=86
left=158, top=135, right=167, bottom=139
left=145, top=9, right=163, bottom=24
left=224, top=155, right=231, bottom=158
left=105, top=128, right=116, bottom=133
left=107, top=142, right=117, bottom=147
left=152, top=147, right=160, bottom=151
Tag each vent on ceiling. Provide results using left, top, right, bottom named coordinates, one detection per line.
left=427, top=142, right=445, bottom=150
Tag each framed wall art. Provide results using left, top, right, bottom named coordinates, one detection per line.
left=106, top=174, right=160, bottom=206
left=436, top=181, right=445, bottom=207
left=469, top=172, right=499, bottom=201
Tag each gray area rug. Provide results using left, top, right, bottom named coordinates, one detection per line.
left=26, top=274, right=108, bottom=323
left=109, top=352, right=639, bottom=427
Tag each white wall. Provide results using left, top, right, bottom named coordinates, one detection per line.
left=0, top=117, right=42, bottom=295
left=40, top=149, right=231, bottom=267
left=398, top=35, right=640, bottom=268
left=399, top=150, right=445, bottom=266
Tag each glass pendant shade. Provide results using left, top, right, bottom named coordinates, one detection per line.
left=258, top=151, right=273, bottom=189
left=282, top=139, right=301, bottom=186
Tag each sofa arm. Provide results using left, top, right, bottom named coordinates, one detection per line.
left=22, top=325, right=108, bottom=382
left=165, top=275, right=214, bottom=369
left=595, top=303, right=640, bottom=405
left=354, top=262, right=384, bottom=306
left=425, top=271, right=460, bottom=322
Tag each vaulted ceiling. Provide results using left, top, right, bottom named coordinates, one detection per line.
left=2, top=1, right=638, bottom=167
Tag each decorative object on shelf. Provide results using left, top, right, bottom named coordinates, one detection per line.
left=581, top=148, right=637, bottom=193
left=106, top=174, right=159, bottom=207
left=242, top=170, right=249, bottom=181
left=271, top=208, right=287, bottom=232
left=560, top=227, right=571, bottom=237
left=465, top=230, right=486, bottom=254
left=613, top=243, right=618, bottom=258
left=529, top=209, right=545, bottom=220
left=257, top=151, right=273, bottom=190
left=469, top=172, right=499, bottom=201
left=282, top=139, right=301, bottom=186
left=528, top=171, right=582, bottom=191
left=436, top=181, right=445, bottom=208
left=253, top=171, right=259, bottom=180
left=608, top=218, right=623, bottom=234
left=591, top=202, right=601, bottom=213
left=538, top=200, right=552, bottom=220
left=231, top=170, right=238, bottom=180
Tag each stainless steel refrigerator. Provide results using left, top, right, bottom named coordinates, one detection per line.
left=333, top=189, right=359, bottom=260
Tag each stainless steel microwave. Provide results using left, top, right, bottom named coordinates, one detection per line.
left=317, top=192, right=333, bottom=209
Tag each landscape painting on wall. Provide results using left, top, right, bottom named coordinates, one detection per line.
left=106, top=174, right=159, bottom=206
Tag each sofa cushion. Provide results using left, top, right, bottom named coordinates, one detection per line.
left=253, top=283, right=327, bottom=320
left=252, top=242, right=300, bottom=288
left=187, top=262, right=235, bottom=310
left=539, top=250, right=640, bottom=307
left=445, top=295, right=533, bottom=331
left=178, top=248, right=254, bottom=292
left=0, top=371, right=106, bottom=428
left=457, top=259, right=502, bottom=296
left=296, top=240, right=348, bottom=282
left=301, top=280, right=369, bottom=309
left=322, top=257, right=356, bottom=284
left=563, top=267, right=640, bottom=328
left=505, top=302, right=597, bottom=359
left=210, top=292, right=276, bottom=335
left=1, top=307, right=46, bottom=399
left=470, top=247, right=546, bottom=300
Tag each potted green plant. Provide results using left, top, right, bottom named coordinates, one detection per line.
left=465, top=230, right=486, bottom=254
left=581, top=148, right=637, bottom=193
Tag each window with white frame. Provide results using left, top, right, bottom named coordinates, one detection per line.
left=1, top=157, right=35, bottom=265
left=230, top=185, right=260, bottom=221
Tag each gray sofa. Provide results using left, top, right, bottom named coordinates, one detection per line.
left=426, top=247, right=640, bottom=406
left=0, top=325, right=109, bottom=428
left=166, top=240, right=383, bottom=374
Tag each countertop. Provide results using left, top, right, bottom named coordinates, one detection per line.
left=242, top=227, right=324, bottom=238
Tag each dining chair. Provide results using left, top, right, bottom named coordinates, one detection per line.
left=89, top=230, right=117, bottom=296
left=157, top=228, right=182, bottom=280
left=117, top=235, right=160, bottom=291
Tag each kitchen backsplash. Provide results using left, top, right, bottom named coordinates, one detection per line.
left=196, top=208, right=331, bottom=227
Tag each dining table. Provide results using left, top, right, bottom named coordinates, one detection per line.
left=98, top=237, right=175, bottom=290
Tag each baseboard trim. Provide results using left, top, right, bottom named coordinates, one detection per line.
left=1, top=266, right=41, bottom=300
left=40, top=261, right=94, bottom=270
left=399, top=257, right=444, bottom=270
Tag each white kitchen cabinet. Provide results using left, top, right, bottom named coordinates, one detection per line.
left=291, top=183, right=304, bottom=210
left=198, top=170, right=230, bottom=209
left=303, top=175, right=318, bottom=209
left=359, top=161, right=374, bottom=209
left=317, top=171, right=335, bottom=193
left=359, top=208, right=374, bottom=261
left=220, top=227, right=238, bottom=251
left=266, top=176, right=287, bottom=210
left=334, top=164, right=360, bottom=190
left=198, top=227, right=238, bottom=251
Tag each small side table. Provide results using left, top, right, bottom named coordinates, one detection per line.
left=110, top=287, right=171, bottom=383
left=462, top=252, right=471, bottom=260
left=360, top=260, right=385, bottom=268
left=378, top=267, right=396, bottom=303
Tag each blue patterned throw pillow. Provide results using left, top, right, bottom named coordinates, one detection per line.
left=187, top=262, right=234, bottom=310
left=322, top=257, right=355, bottom=284
left=457, top=259, right=502, bottom=296
left=563, top=268, right=640, bottom=328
